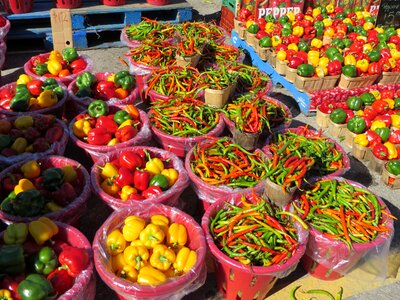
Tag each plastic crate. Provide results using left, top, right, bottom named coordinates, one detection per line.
left=222, top=0, right=236, bottom=13
left=220, top=6, right=234, bottom=37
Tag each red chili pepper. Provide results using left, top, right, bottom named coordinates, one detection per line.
left=115, top=125, right=137, bottom=142
left=47, top=269, right=74, bottom=295
left=114, top=167, right=133, bottom=188
left=95, top=116, right=118, bottom=134
left=142, top=186, right=162, bottom=199
left=133, top=169, right=150, bottom=191
left=58, top=245, right=90, bottom=278
left=86, top=127, right=112, bottom=145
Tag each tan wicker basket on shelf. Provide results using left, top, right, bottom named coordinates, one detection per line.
left=327, top=119, right=347, bottom=139
left=285, top=65, right=297, bottom=83
left=246, top=32, right=257, bottom=48
left=257, top=47, right=272, bottom=61
left=338, top=74, right=379, bottom=89
left=268, top=52, right=276, bottom=68
left=352, top=142, right=371, bottom=162
left=377, top=71, right=400, bottom=85
left=369, top=155, right=386, bottom=175
left=275, top=59, right=287, bottom=76
left=382, top=164, right=400, bottom=189
left=316, top=107, right=330, bottom=128
left=234, top=19, right=246, bottom=40
left=295, top=74, right=323, bottom=92
left=343, top=127, right=357, bottom=149
left=322, top=74, right=340, bottom=90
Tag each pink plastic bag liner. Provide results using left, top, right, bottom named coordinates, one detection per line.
left=0, top=116, right=69, bottom=167
left=120, top=28, right=143, bottom=48
left=91, top=146, right=189, bottom=210
left=23, top=53, right=93, bottom=86
left=127, top=55, right=160, bottom=76
left=0, top=16, right=10, bottom=40
left=149, top=112, right=225, bottom=158
left=67, top=72, right=139, bottom=108
left=0, top=82, right=68, bottom=118
left=93, top=203, right=207, bottom=300
left=184, top=139, right=267, bottom=205
left=201, top=193, right=309, bottom=300
left=68, top=109, right=152, bottom=162
left=262, top=126, right=351, bottom=178
left=299, top=177, right=394, bottom=280
left=0, top=155, right=91, bottom=225
left=0, top=41, right=6, bottom=70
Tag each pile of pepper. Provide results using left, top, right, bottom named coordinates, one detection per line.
left=199, top=43, right=244, bottom=67
left=0, top=74, right=64, bottom=112
left=228, top=63, right=271, bottom=95
left=209, top=192, right=303, bottom=266
left=124, top=18, right=176, bottom=43
left=175, top=21, right=225, bottom=44
left=292, top=178, right=394, bottom=248
left=126, top=41, right=177, bottom=68
left=30, top=47, right=87, bottom=78
left=290, top=285, right=343, bottom=300
left=106, top=214, right=196, bottom=285
left=0, top=115, right=64, bottom=157
left=0, top=218, right=90, bottom=299
left=149, top=97, right=219, bottom=137
left=190, top=137, right=268, bottom=188
left=72, top=101, right=141, bottom=146
left=199, top=65, right=238, bottom=91
left=98, top=149, right=179, bottom=201
left=0, top=159, right=82, bottom=217
left=71, top=71, right=135, bottom=101
left=176, top=37, right=206, bottom=57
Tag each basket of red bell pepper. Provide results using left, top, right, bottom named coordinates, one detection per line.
left=23, top=48, right=93, bottom=85
left=0, top=155, right=91, bottom=225
left=0, top=218, right=95, bottom=299
left=91, top=146, right=189, bottom=210
left=69, top=101, right=151, bottom=162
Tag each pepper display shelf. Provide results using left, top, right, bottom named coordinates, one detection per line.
left=231, top=31, right=312, bottom=115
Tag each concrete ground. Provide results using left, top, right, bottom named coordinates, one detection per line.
left=1, top=1, right=400, bottom=299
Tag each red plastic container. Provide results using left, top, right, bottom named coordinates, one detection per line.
left=0, top=156, right=91, bottom=225
left=101, top=0, right=126, bottom=6
left=54, top=0, right=82, bottom=8
left=93, top=203, right=207, bottom=300
left=0, top=0, right=32, bottom=14
left=91, top=146, right=189, bottom=210
left=201, top=194, right=309, bottom=300
left=147, top=0, right=170, bottom=5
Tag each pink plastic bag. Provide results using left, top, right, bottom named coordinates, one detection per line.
left=93, top=203, right=207, bottom=300
left=120, top=27, right=143, bottom=48
left=0, top=15, right=10, bottom=40
left=91, top=146, right=189, bottom=210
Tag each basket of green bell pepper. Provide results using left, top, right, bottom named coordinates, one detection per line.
left=383, top=160, right=400, bottom=189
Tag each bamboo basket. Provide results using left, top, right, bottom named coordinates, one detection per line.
left=344, top=128, right=357, bottom=149
left=234, top=19, right=246, bottom=40
left=263, top=178, right=297, bottom=207
left=275, top=59, right=287, bottom=76
left=351, top=142, right=371, bottom=162
left=338, top=74, right=379, bottom=90
left=232, top=127, right=260, bottom=151
left=285, top=65, right=297, bottom=83
left=258, top=47, right=272, bottom=61
left=381, top=163, right=400, bottom=189
left=204, top=84, right=234, bottom=108
left=377, top=72, right=400, bottom=85
left=369, top=155, right=386, bottom=175
left=327, top=119, right=347, bottom=139
left=315, top=107, right=330, bottom=128
left=322, top=75, right=340, bottom=90
left=268, top=52, right=276, bottom=68
left=246, top=32, right=257, bottom=48
left=295, top=75, right=323, bottom=92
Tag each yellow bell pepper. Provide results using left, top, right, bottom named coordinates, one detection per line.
left=355, top=11, right=364, bottom=20
left=161, top=168, right=179, bottom=187
left=118, top=119, right=138, bottom=130
left=312, top=8, right=321, bottom=18
left=318, top=56, right=329, bottom=68
left=370, top=90, right=380, bottom=100
left=324, top=27, right=335, bottom=37
left=315, top=66, right=327, bottom=78
left=375, top=27, right=384, bottom=33
left=48, top=50, right=63, bottom=62
left=124, top=245, right=149, bottom=270
left=11, top=137, right=28, bottom=154
left=292, top=26, right=304, bottom=37
left=388, top=57, right=397, bottom=68
left=131, top=239, right=144, bottom=247
left=384, top=142, right=398, bottom=160
left=37, top=90, right=58, bottom=108
left=287, top=43, right=298, bottom=52
left=73, top=119, right=92, bottom=138
left=287, top=11, right=295, bottom=23
left=20, top=160, right=41, bottom=179
left=28, top=217, right=59, bottom=245
left=120, top=185, right=138, bottom=201
left=137, top=266, right=167, bottom=285
left=356, top=36, right=367, bottom=42
left=390, top=49, right=400, bottom=60
left=322, top=19, right=332, bottom=28
left=101, top=179, right=120, bottom=196
left=397, top=28, right=400, bottom=36
left=107, top=74, right=115, bottom=82
left=271, top=36, right=281, bottom=47
left=265, top=22, right=274, bottom=34
left=117, top=264, right=138, bottom=282
left=304, top=15, right=313, bottom=22
left=391, top=114, right=400, bottom=128
left=149, top=244, right=176, bottom=271
left=16, top=74, right=32, bottom=85
left=14, top=116, right=33, bottom=130
left=363, top=22, right=374, bottom=31
left=167, top=223, right=188, bottom=248
left=99, top=162, right=119, bottom=179
left=343, top=18, right=353, bottom=26
left=3, top=222, right=28, bottom=244
left=46, top=201, right=63, bottom=212
left=344, top=54, right=356, bottom=66
left=370, top=120, right=387, bottom=131
left=326, top=4, right=334, bottom=13
left=111, top=253, right=127, bottom=273
left=354, top=134, right=369, bottom=147
left=311, top=38, right=323, bottom=49
left=308, top=50, right=320, bottom=67
left=14, top=178, right=36, bottom=195
left=62, top=164, right=77, bottom=182
left=139, top=224, right=165, bottom=249
left=145, top=157, right=164, bottom=177
left=173, top=246, right=197, bottom=274
left=356, top=110, right=364, bottom=116
left=107, top=138, right=119, bottom=146
left=356, top=59, right=369, bottom=73
left=106, top=229, right=127, bottom=255
left=276, top=50, right=287, bottom=61
left=150, top=214, right=170, bottom=235
left=0, top=289, right=12, bottom=300
left=122, top=215, right=146, bottom=242
left=362, top=11, right=371, bottom=18
left=363, top=43, right=373, bottom=52
left=383, top=98, right=395, bottom=109
left=47, top=60, right=63, bottom=76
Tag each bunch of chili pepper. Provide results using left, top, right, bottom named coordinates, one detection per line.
left=199, top=66, right=238, bottom=90
left=209, top=192, right=302, bottom=266
left=175, top=21, right=225, bottom=43
left=127, top=41, right=176, bottom=68
left=226, top=97, right=265, bottom=134
left=190, top=137, right=268, bottom=188
left=150, top=97, right=219, bottom=137
left=199, top=44, right=243, bottom=66
left=176, top=37, right=206, bottom=57
left=228, top=63, right=271, bottom=94
left=105, top=214, right=197, bottom=285
left=290, top=286, right=343, bottom=300
left=124, top=18, right=175, bottom=42
left=293, top=179, right=395, bottom=248
left=145, top=66, right=201, bottom=98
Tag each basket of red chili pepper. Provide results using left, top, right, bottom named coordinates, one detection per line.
left=0, top=219, right=95, bottom=299
left=292, top=177, right=394, bottom=281
left=91, top=146, right=189, bottom=210
left=93, top=203, right=207, bottom=299
left=0, top=155, right=91, bottom=225
left=69, top=101, right=151, bottom=162
left=201, top=191, right=309, bottom=300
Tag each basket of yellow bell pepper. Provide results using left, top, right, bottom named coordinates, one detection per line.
left=93, top=203, right=207, bottom=299
left=91, top=146, right=189, bottom=211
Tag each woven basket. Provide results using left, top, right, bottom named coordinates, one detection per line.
left=351, top=142, right=371, bottom=162
left=275, top=59, right=287, bottom=76
left=246, top=32, right=257, bottom=48
left=381, top=163, right=400, bottom=189
left=315, top=107, right=330, bottom=128
left=327, top=119, right=347, bottom=139
left=285, top=65, right=297, bottom=83
left=233, top=19, right=246, bottom=39
left=377, top=72, right=400, bottom=85
left=258, top=47, right=272, bottom=61
left=338, top=74, right=379, bottom=90
left=344, top=128, right=357, bottom=149
left=369, top=155, right=386, bottom=175
left=295, top=75, right=323, bottom=92
left=322, top=75, right=340, bottom=90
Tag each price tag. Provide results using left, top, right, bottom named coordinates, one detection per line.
left=376, top=0, right=400, bottom=27
left=50, top=8, right=73, bottom=51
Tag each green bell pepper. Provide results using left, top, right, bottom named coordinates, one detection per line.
left=33, top=246, right=58, bottom=275
left=325, top=47, right=340, bottom=60
left=296, top=64, right=314, bottom=77
left=331, top=38, right=345, bottom=49
left=346, top=96, right=363, bottom=111
left=52, top=86, right=64, bottom=99
left=259, top=36, right=272, bottom=48
left=17, top=274, right=54, bottom=300
left=278, top=15, right=289, bottom=25
left=265, top=14, right=274, bottom=23
left=0, top=244, right=26, bottom=275
left=149, top=174, right=169, bottom=191
left=394, top=98, right=400, bottom=110
left=330, top=52, right=344, bottom=64
left=376, top=42, right=388, bottom=51
left=347, top=116, right=366, bottom=134
left=387, top=160, right=400, bottom=176
left=377, top=32, right=388, bottom=43
left=0, top=191, right=16, bottom=214
left=43, top=78, right=58, bottom=88
left=281, top=28, right=291, bottom=37
left=297, top=41, right=309, bottom=52
left=335, top=12, right=346, bottom=20
left=62, top=47, right=78, bottom=63
left=354, top=25, right=367, bottom=36
left=75, top=87, right=92, bottom=98
left=41, top=167, right=64, bottom=191
left=11, top=189, right=45, bottom=217
left=385, top=27, right=396, bottom=39
left=114, top=110, right=131, bottom=125
left=282, top=22, right=292, bottom=31
left=247, top=23, right=259, bottom=34
left=10, top=84, right=31, bottom=112
left=0, top=134, right=13, bottom=151
left=76, top=71, right=96, bottom=90
left=342, top=65, right=357, bottom=77
left=88, top=99, right=109, bottom=118
left=342, top=38, right=353, bottom=48
left=330, top=108, right=347, bottom=124
left=367, top=49, right=380, bottom=62
left=34, top=63, right=48, bottom=76
left=114, top=71, right=135, bottom=91
left=360, top=92, right=375, bottom=106
left=374, top=127, right=390, bottom=142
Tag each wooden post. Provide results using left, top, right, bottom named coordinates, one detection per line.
left=50, top=8, right=73, bottom=51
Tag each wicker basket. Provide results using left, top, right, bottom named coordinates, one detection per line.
left=369, top=155, right=386, bottom=175
left=246, top=32, right=257, bottom=48
left=204, top=84, right=233, bottom=108
left=285, top=65, right=297, bottom=83
left=327, top=119, right=347, bottom=139
left=338, top=74, right=379, bottom=90
left=295, top=75, right=323, bottom=92
left=258, top=47, right=272, bottom=61
left=275, top=59, right=287, bottom=76
left=351, top=142, right=371, bottom=162
left=263, top=178, right=297, bottom=207
left=344, top=128, right=357, bottom=149
left=234, top=19, right=246, bottom=40
left=315, top=107, right=330, bottom=128
left=322, top=75, right=340, bottom=90
left=268, top=52, right=276, bottom=68
left=381, top=163, right=400, bottom=189
left=377, top=72, right=400, bottom=85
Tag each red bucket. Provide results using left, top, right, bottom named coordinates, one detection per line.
left=101, top=0, right=126, bottom=6
left=201, top=194, right=309, bottom=300
left=147, top=0, right=170, bottom=5
left=0, top=0, right=32, bottom=14
left=93, top=203, right=207, bottom=300
left=54, top=0, right=82, bottom=8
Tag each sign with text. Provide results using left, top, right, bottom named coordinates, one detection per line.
left=375, top=0, right=400, bottom=27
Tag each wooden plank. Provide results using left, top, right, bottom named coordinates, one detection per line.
left=50, top=8, right=73, bottom=51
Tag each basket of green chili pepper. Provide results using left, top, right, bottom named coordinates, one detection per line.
left=201, top=191, right=308, bottom=300
left=228, top=63, right=272, bottom=95
left=148, top=97, right=225, bottom=158
left=175, top=21, right=226, bottom=45
left=198, top=43, right=245, bottom=70
left=292, top=177, right=395, bottom=281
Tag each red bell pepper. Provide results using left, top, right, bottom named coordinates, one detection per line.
left=256, top=30, right=268, bottom=39
left=127, top=193, right=145, bottom=201
left=389, top=130, right=400, bottom=144
left=86, top=127, right=112, bottom=145
left=45, top=125, right=64, bottom=143
left=238, top=8, right=251, bottom=22
left=319, top=101, right=336, bottom=114
left=58, top=245, right=90, bottom=278
left=142, top=186, right=163, bottom=199
left=119, top=151, right=144, bottom=169
left=374, top=114, right=392, bottom=127
left=30, top=55, right=47, bottom=67
left=372, top=144, right=389, bottom=160
left=380, top=48, right=392, bottom=59
left=361, top=116, right=373, bottom=129
left=363, top=106, right=378, bottom=121
left=95, top=116, right=118, bottom=134
left=256, top=18, right=266, bottom=29
left=303, top=26, right=316, bottom=39
left=327, top=60, right=342, bottom=76
left=344, top=109, right=355, bottom=122
left=379, top=57, right=392, bottom=72
left=347, top=32, right=359, bottom=41
left=47, top=269, right=74, bottom=295
left=96, top=80, right=117, bottom=100
left=2, top=173, right=22, bottom=191
left=275, top=44, right=287, bottom=52
left=365, top=129, right=382, bottom=147
left=295, top=13, right=304, bottom=21
left=69, top=57, right=87, bottom=74
left=114, top=167, right=133, bottom=188
left=289, top=35, right=299, bottom=45
left=288, top=57, right=303, bottom=69
left=389, top=35, right=400, bottom=45
left=115, top=125, right=137, bottom=142
left=368, top=62, right=381, bottom=75
left=133, top=169, right=150, bottom=191
left=0, top=275, right=24, bottom=300
left=371, top=100, right=389, bottom=114
left=380, top=90, right=395, bottom=100
left=26, top=80, right=43, bottom=97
